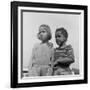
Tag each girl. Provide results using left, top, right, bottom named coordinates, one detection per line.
left=28, top=24, right=54, bottom=76
left=53, top=27, right=75, bottom=75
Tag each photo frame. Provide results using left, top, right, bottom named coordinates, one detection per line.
left=11, top=1, right=88, bottom=88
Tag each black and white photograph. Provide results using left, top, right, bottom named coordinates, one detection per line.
left=11, top=1, right=87, bottom=88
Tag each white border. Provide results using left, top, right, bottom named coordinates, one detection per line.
left=18, top=6, right=84, bottom=83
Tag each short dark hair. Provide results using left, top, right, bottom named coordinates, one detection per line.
left=55, top=27, right=68, bottom=39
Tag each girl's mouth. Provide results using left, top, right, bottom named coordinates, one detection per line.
left=56, top=40, right=63, bottom=45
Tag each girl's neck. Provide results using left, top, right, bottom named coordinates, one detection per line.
left=59, top=42, right=66, bottom=48
left=41, top=40, right=48, bottom=44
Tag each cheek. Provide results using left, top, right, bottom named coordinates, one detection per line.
left=56, top=38, right=64, bottom=42
left=61, top=38, right=64, bottom=41
left=60, top=36, right=66, bottom=41
left=45, top=33, right=48, bottom=37
left=43, top=33, right=48, bottom=37
left=43, top=34, right=49, bottom=40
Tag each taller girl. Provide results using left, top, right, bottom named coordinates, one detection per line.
left=28, top=24, right=54, bottom=76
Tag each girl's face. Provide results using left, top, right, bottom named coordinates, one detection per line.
left=55, top=31, right=66, bottom=46
left=38, top=27, right=48, bottom=42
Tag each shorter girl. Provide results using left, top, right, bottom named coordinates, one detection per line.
left=28, top=24, right=53, bottom=76
left=53, top=27, right=75, bottom=75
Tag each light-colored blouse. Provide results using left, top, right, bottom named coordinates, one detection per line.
left=29, top=42, right=54, bottom=68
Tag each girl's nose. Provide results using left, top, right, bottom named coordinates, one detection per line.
left=56, top=37, right=60, bottom=40
left=40, top=33, right=42, bottom=36
left=40, top=33, right=43, bottom=37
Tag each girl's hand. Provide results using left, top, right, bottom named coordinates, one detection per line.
left=54, top=59, right=60, bottom=65
left=47, top=42, right=53, bottom=48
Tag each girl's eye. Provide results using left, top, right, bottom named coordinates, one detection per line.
left=58, top=35, right=61, bottom=37
left=56, top=35, right=61, bottom=38
left=42, top=31, right=45, bottom=33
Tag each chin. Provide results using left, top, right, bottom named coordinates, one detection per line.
left=57, top=42, right=61, bottom=45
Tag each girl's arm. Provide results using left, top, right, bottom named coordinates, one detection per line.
left=28, top=44, right=37, bottom=69
left=55, top=46, right=75, bottom=65
left=49, top=47, right=54, bottom=68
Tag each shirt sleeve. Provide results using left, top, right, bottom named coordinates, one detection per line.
left=66, top=45, right=75, bottom=63
left=55, top=45, right=75, bottom=65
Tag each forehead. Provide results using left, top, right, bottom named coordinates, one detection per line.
left=55, top=31, right=62, bottom=35
left=39, top=26, right=47, bottom=31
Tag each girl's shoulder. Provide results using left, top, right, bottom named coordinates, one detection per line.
left=33, top=43, right=41, bottom=49
left=34, top=43, right=40, bottom=46
left=54, top=44, right=73, bottom=51
left=65, top=44, right=73, bottom=50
